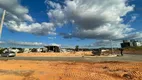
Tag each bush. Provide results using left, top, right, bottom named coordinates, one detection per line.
left=0, top=48, right=5, bottom=54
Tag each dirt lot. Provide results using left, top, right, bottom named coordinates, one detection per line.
left=16, top=51, right=93, bottom=57
left=0, top=60, right=142, bottom=80
left=16, top=50, right=142, bottom=57
left=124, top=50, right=142, bottom=54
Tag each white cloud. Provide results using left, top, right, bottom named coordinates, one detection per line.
left=124, top=32, right=142, bottom=39
left=0, top=0, right=141, bottom=39
left=24, top=14, right=34, bottom=22
left=49, top=43, right=61, bottom=46
left=126, top=14, right=138, bottom=25
left=0, top=41, right=5, bottom=44
left=86, top=40, right=122, bottom=48
left=0, top=40, right=47, bottom=46
left=8, top=41, right=46, bottom=46
left=46, top=0, right=142, bottom=40
left=0, top=0, right=56, bottom=36
left=48, top=37, right=56, bottom=40
left=5, top=20, right=56, bottom=35
left=0, top=0, right=33, bottom=22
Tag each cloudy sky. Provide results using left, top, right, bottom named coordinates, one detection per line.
left=0, top=0, right=142, bottom=48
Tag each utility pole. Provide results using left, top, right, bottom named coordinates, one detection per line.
left=0, top=10, right=6, bottom=39
left=110, top=40, right=113, bottom=54
left=0, top=10, right=8, bottom=60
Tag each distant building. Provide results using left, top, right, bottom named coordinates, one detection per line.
left=121, top=40, right=142, bottom=48
left=23, top=48, right=31, bottom=53
left=37, top=48, right=42, bottom=52
left=44, top=45, right=60, bottom=52
left=41, top=48, right=48, bottom=52
left=134, top=42, right=142, bottom=47
left=121, top=41, right=131, bottom=48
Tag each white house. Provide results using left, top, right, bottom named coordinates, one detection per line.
left=23, top=48, right=31, bottom=53
left=3, top=48, right=19, bottom=53
left=135, top=42, right=142, bottom=47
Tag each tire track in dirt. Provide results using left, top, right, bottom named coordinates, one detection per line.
left=0, top=69, right=39, bottom=80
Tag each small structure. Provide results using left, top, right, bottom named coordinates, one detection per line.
left=121, top=40, right=131, bottom=48
left=60, top=49, right=67, bottom=53
left=134, top=42, right=142, bottom=47
left=23, top=48, right=31, bottom=53
left=37, top=48, right=42, bottom=52
left=41, top=48, right=48, bottom=52
left=92, top=49, right=110, bottom=56
left=44, top=45, right=60, bottom=52
left=92, top=49, right=101, bottom=56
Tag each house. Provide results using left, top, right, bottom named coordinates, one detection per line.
left=37, top=48, right=42, bottom=52
left=134, top=42, right=142, bottom=47
left=41, top=48, right=48, bottom=52
left=23, top=48, right=31, bottom=53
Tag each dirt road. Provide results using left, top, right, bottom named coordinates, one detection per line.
left=0, top=54, right=142, bottom=62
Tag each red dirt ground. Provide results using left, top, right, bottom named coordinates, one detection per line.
left=16, top=50, right=142, bottom=57
left=0, top=60, right=142, bottom=80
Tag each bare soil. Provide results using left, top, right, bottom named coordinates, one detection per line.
left=124, top=50, right=142, bottom=54
left=0, top=60, right=142, bottom=80
left=16, top=51, right=93, bottom=57
left=16, top=50, right=142, bottom=57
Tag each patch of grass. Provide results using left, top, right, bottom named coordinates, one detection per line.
left=124, top=47, right=142, bottom=51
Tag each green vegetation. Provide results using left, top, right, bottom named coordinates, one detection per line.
left=75, top=45, right=79, bottom=51
left=124, top=46, right=142, bottom=51
left=0, top=48, right=5, bottom=54
left=17, top=48, right=24, bottom=53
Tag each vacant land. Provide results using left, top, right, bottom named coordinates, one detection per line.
left=124, top=50, right=142, bottom=54
left=0, top=60, right=142, bottom=80
left=16, top=50, right=142, bottom=57
left=16, top=51, right=93, bottom=57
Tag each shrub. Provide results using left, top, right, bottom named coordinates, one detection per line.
left=0, top=48, right=5, bottom=54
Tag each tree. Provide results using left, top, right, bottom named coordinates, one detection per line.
left=0, top=48, right=5, bottom=54
left=17, top=48, right=24, bottom=53
left=75, top=45, right=79, bottom=51
left=31, top=48, right=37, bottom=52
